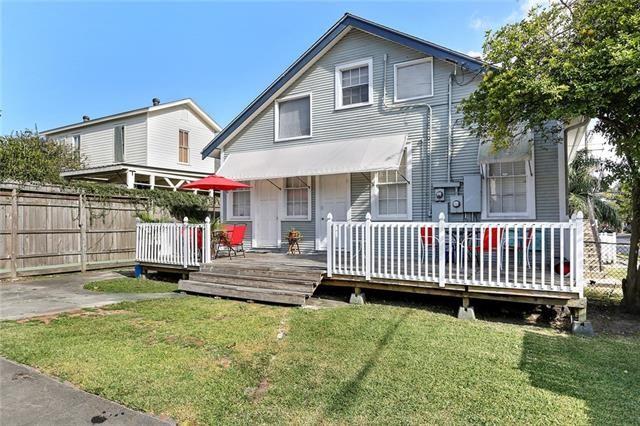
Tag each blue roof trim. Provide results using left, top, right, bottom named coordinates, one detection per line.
left=201, top=13, right=486, bottom=159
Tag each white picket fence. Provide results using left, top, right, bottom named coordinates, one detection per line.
left=326, top=212, right=584, bottom=296
left=136, top=217, right=212, bottom=267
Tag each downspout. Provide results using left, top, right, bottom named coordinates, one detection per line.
left=382, top=53, right=433, bottom=220
left=447, top=69, right=454, bottom=182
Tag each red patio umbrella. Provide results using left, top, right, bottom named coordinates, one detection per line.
left=181, top=174, right=250, bottom=191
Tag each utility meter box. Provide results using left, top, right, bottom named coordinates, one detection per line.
left=463, top=175, right=482, bottom=213
left=432, top=203, right=449, bottom=221
left=449, top=195, right=464, bottom=213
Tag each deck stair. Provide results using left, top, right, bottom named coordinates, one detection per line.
left=178, top=257, right=325, bottom=305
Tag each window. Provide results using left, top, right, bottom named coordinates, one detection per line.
left=178, top=130, right=189, bottom=163
left=73, top=135, right=81, bottom=154
left=372, top=145, right=412, bottom=219
left=275, top=93, right=311, bottom=141
left=230, top=186, right=251, bottom=219
left=394, top=57, right=433, bottom=102
left=484, top=160, right=535, bottom=218
left=335, top=58, right=373, bottom=110
left=114, top=125, right=125, bottom=162
left=285, top=177, right=311, bottom=220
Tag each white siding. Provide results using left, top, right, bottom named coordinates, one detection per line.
left=47, top=115, right=147, bottom=167
left=147, top=105, right=217, bottom=173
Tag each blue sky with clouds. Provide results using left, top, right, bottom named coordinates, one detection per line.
left=1, top=0, right=535, bottom=134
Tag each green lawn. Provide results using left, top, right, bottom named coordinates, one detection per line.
left=83, top=278, right=178, bottom=293
left=0, top=297, right=638, bottom=425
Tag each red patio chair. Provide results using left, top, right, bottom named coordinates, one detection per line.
left=465, top=227, right=504, bottom=265
left=420, top=226, right=438, bottom=261
left=215, top=224, right=247, bottom=259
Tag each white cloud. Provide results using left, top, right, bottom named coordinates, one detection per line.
left=469, top=16, right=491, bottom=31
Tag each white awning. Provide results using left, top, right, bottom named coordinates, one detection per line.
left=477, top=131, right=533, bottom=164
left=217, top=134, right=407, bottom=181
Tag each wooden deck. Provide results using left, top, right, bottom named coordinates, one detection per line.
left=178, top=252, right=325, bottom=305
left=175, top=251, right=584, bottom=308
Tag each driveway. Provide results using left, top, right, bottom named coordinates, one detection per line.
left=0, top=271, right=179, bottom=320
left=0, top=357, right=173, bottom=425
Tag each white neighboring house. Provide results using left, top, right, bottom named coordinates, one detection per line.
left=41, top=98, right=221, bottom=191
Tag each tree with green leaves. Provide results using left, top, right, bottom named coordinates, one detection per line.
left=0, top=131, right=85, bottom=184
left=460, top=0, right=640, bottom=311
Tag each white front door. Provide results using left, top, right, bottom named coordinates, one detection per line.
left=316, top=174, right=350, bottom=250
left=254, top=180, right=280, bottom=248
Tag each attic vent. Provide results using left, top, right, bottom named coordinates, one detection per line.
left=82, top=115, right=90, bottom=122
left=152, top=98, right=160, bottom=106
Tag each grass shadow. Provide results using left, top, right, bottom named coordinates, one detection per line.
left=320, top=310, right=410, bottom=419
left=520, top=331, right=640, bottom=424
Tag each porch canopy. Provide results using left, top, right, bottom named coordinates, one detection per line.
left=216, top=134, right=407, bottom=181
left=477, top=131, right=533, bottom=164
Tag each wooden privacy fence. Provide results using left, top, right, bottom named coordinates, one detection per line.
left=0, top=183, right=141, bottom=279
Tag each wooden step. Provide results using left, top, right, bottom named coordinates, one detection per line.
left=178, top=280, right=307, bottom=306
left=188, top=272, right=316, bottom=293
left=199, top=265, right=324, bottom=282
left=200, top=261, right=325, bottom=273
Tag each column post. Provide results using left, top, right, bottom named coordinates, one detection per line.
left=326, top=213, right=333, bottom=277
left=365, top=212, right=372, bottom=281
left=183, top=217, right=189, bottom=268
left=438, top=212, right=446, bottom=287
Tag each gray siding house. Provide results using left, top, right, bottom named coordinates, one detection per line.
left=203, top=14, right=571, bottom=252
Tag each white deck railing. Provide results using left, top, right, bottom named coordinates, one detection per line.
left=326, top=212, right=584, bottom=296
left=136, top=217, right=212, bottom=267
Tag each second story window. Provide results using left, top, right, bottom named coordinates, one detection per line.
left=335, top=58, right=373, bottom=110
left=178, top=130, right=189, bottom=163
left=73, top=135, right=81, bottom=154
left=394, top=57, right=433, bottom=102
left=114, top=125, right=125, bottom=162
left=275, top=93, right=311, bottom=141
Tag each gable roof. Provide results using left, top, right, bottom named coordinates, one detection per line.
left=41, top=98, right=222, bottom=135
left=201, top=13, right=486, bottom=158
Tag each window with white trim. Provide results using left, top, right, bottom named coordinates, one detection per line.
left=335, top=58, right=373, bottom=110
left=73, top=135, right=81, bottom=154
left=284, top=177, right=311, bottom=220
left=394, top=57, right=433, bottom=102
left=229, top=185, right=251, bottom=219
left=275, top=94, right=311, bottom=141
left=372, top=145, right=412, bottom=220
left=484, top=160, right=535, bottom=218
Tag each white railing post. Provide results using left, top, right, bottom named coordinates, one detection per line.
left=438, top=212, right=446, bottom=287
left=365, top=212, right=372, bottom=281
left=135, top=218, right=141, bottom=262
left=575, top=211, right=584, bottom=297
left=204, top=216, right=211, bottom=264
left=326, top=213, right=333, bottom=277
left=182, top=217, right=189, bottom=268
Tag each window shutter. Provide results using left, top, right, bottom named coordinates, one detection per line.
left=114, top=126, right=124, bottom=162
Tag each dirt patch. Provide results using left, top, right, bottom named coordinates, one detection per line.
left=16, top=308, right=130, bottom=325
left=589, top=304, right=640, bottom=336
left=163, top=335, right=205, bottom=348
left=246, top=378, right=270, bottom=403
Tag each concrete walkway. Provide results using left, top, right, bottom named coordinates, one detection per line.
left=0, top=357, right=173, bottom=425
left=0, top=271, right=179, bottom=320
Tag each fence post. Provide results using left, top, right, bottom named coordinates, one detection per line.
left=438, top=212, right=446, bottom=287
left=9, top=188, right=18, bottom=279
left=326, top=213, right=333, bottom=277
left=79, top=192, right=87, bottom=272
left=365, top=212, right=372, bottom=281
left=204, top=216, right=211, bottom=264
left=575, top=211, right=584, bottom=297
left=183, top=217, right=189, bottom=268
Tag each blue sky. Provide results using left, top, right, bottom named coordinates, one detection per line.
left=1, top=0, right=532, bottom=134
